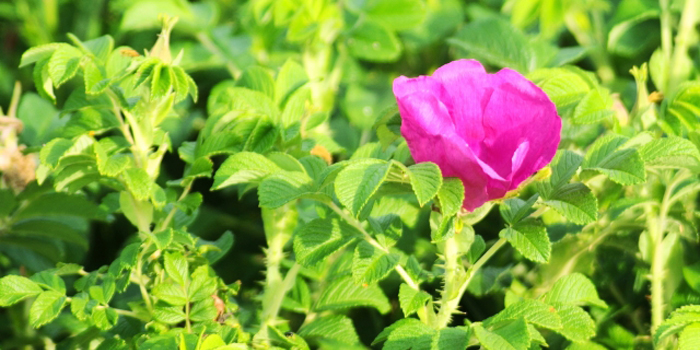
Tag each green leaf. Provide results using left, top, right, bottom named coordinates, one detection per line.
left=431, top=328, right=469, bottom=350
left=565, top=341, right=608, bottom=350
left=352, top=241, right=399, bottom=285
left=153, top=283, right=187, bottom=306
left=164, top=251, right=189, bottom=286
left=640, top=136, right=700, bottom=170
left=279, top=85, right=309, bottom=130
left=375, top=318, right=434, bottom=350
left=153, top=304, right=186, bottom=324
left=70, top=293, right=89, bottom=321
left=554, top=304, right=596, bottom=343
left=542, top=183, right=597, bottom=225
left=437, top=178, right=465, bottom=218
left=212, top=152, right=281, bottom=190
left=190, top=298, right=218, bottom=322
left=88, top=286, right=107, bottom=305
left=133, top=58, right=159, bottom=89
left=40, top=138, right=74, bottom=169
left=17, top=93, right=62, bottom=147
left=431, top=215, right=456, bottom=242
left=78, top=34, right=114, bottom=62
left=473, top=319, right=529, bottom=350
left=665, top=82, right=700, bottom=130
left=209, top=86, right=278, bottom=121
left=150, top=64, right=173, bottom=100
left=188, top=266, right=217, bottom=302
left=547, top=150, right=584, bottom=192
left=398, top=283, right=431, bottom=317
left=30, top=272, right=66, bottom=293
left=655, top=306, right=700, bottom=345
left=363, top=0, right=425, bottom=31
left=294, top=216, right=362, bottom=267
left=33, top=57, right=56, bottom=104
left=487, top=299, right=562, bottom=330
left=315, top=275, right=391, bottom=314
left=404, top=162, right=442, bottom=207
left=0, top=189, right=16, bottom=217
left=20, top=43, right=65, bottom=67
left=607, top=2, right=660, bottom=58
left=335, top=159, right=391, bottom=217
left=298, top=315, right=361, bottom=345
left=119, top=191, right=153, bottom=233
left=499, top=195, right=538, bottom=225
left=449, top=18, right=535, bottom=73
left=346, top=20, right=402, bottom=62
left=95, top=339, right=128, bottom=350
left=582, top=134, right=646, bottom=185
left=199, top=334, right=226, bottom=350
left=543, top=273, right=607, bottom=308
left=275, top=59, right=308, bottom=106
left=91, top=306, right=117, bottom=330
left=0, top=275, right=43, bottom=306
left=200, top=231, right=235, bottom=264
left=572, top=88, right=615, bottom=125
left=258, top=171, right=321, bottom=208
left=528, top=67, right=595, bottom=109
left=500, top=221, right=551, bottom=263
left=123, top=168, right=154, bottom=201
left=29, top=291, right=67, bottom=327
left=679, top=323, right=700, bottom=350
left=83, top=59, right=110, bottom=95
left=48, top=45, right=83, bottom=88
left=237, top=66, right=275, bottom=98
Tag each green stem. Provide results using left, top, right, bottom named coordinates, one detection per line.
left=435, top=238, right=507, bottom=329
left=262, top=263, right=301, bottom=323
left=134, top=242, right=154, bottom=313
left=668, top=0, right=700, bottom=91
left=649, top=171, right=687, bottom=332
left=255, top=206, right=299, bottom=344
left=659, top=0, right=674, bottom=86
left=184, top=287, right=191, bottom=332
left=434, top=236, right=463, bottom=328
left=564, top=12, right=615, bottom=84
left=112, top=307, right=147, bottom=321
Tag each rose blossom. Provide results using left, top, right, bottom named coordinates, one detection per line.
left=393, top=59, right=561, bottom=211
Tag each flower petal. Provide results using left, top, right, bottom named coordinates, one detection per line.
left=431, top=59, right=491, bottom=148
left=396, top=92, right=491, bottom=211
left=478, top=68, right=561, bottom=188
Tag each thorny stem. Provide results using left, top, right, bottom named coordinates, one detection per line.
left=435, top=238, right=507, bottom=329
left=262, top=263, right=301, bottom=325
left=649, top=170, right=689, bottom=333
left=255, top=206, right=299, bottom=345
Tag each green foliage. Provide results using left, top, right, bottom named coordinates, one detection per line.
left=2, top=0, right=700, bottom=349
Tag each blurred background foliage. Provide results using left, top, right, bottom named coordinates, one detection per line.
left=0, top=0, right=699, bottom=348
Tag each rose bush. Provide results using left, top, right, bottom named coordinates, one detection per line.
left=394, top=59, right=561, bottom=210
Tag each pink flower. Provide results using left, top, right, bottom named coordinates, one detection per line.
left=393, top=59, right=561, bottom=211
